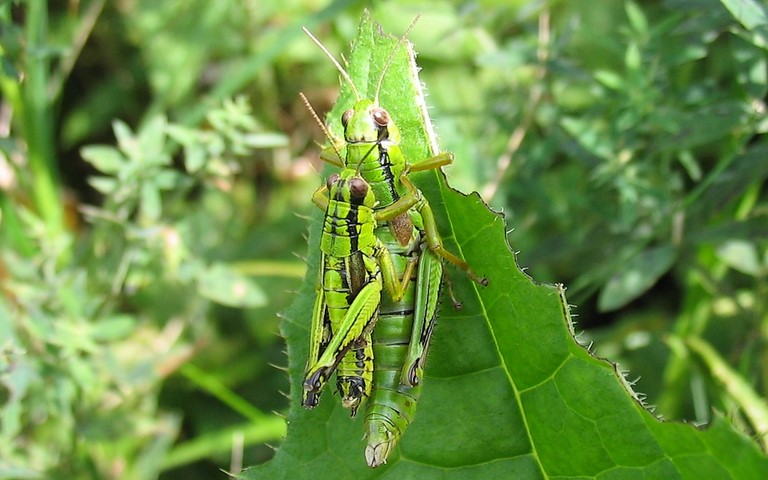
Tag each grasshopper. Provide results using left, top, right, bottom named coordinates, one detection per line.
left=302, top=168, right=422, bottom=415
left=302, top=19, right=487, bottom=466
left=364, top=222, right=445, bottom=467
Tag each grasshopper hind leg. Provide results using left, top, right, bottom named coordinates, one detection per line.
left=302, top=368, right=332, bottom=409
left=302, top=273, right=382, bottom=410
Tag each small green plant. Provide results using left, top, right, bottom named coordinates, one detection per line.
left=0, top=97, right=288, bottom=478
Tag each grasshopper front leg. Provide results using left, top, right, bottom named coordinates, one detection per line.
left=320, top=141, right=347, bottom=168
left=406, top=151, right=454, bottom=173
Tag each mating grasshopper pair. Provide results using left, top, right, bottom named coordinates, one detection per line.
left=300, top=23, right=487, bottom=467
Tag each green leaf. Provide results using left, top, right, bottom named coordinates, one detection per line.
left=720, top=0, right=768, bottom=30
left=657, top=102, right=749, bottom=153
left=687, top=143, right=768, bottom=219
left=197, top=262, right=267, bottom=308
left=137, top=115, right=168, bottom=160
left=625, top=42, right=642, bottom=72
left=153, top=170, right=182, bottom=190
left=88, top=176, right=117, bottom=195
left=140, top=182, right=162, bottom=222
left=598, top=245, right=677, bottom=312
left=717, top=240, right=763, bottom=276
left=80, top=145, right=125, bottom=174
left=719, top=0, right=768, bottom=49
left=625, top=1, right=649, bottom=36
left=183, top=143, right=207, bottom=173
left=113, top=119, right=137, bottom=158
left=594, top=69, right=624, bottom=90
left=243, top=12, right=768, bottom=479
left=89, top=315, right=136, bottom=342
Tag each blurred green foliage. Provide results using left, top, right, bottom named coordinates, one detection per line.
left=0, top=0, right=767, bottom=478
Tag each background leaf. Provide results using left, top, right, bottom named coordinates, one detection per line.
left=197, top=262, right=268, bottom=308
left=598, top=245, right=678, bottom=312
left=243, top=12, right=768, bottom=479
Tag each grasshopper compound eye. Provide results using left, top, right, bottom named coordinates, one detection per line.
left=371, top=108, right=390, bottom=127
left=349, top=177, right=369, bottom=199
left=326, top=173, right=340, bottom=190
left=341, top=109, right=354, bottom=127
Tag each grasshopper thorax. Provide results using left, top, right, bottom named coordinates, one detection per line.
left=321, top=169, right=378, bottom=258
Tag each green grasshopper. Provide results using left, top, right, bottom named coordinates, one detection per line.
left=364, top=220, right=444, bottom=467
left=302, top=167, right=422, bottom=415
left=303, top=21, right=487, bottom=467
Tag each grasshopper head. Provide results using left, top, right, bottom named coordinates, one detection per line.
left=329, top=169, right=376, bottom=209
left=342, top=99, right=401, bottom=148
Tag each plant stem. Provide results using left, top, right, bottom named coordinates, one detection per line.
left=24, top=0, right=64, bottom=236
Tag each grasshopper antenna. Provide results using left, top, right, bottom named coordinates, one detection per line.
left=354, top=149, right=368, bottom=176
left=299, top=92, right=344, bottom=165
left=302, top=27, right=362, bottom=101
left=374, top=14, right=422, bottom=104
